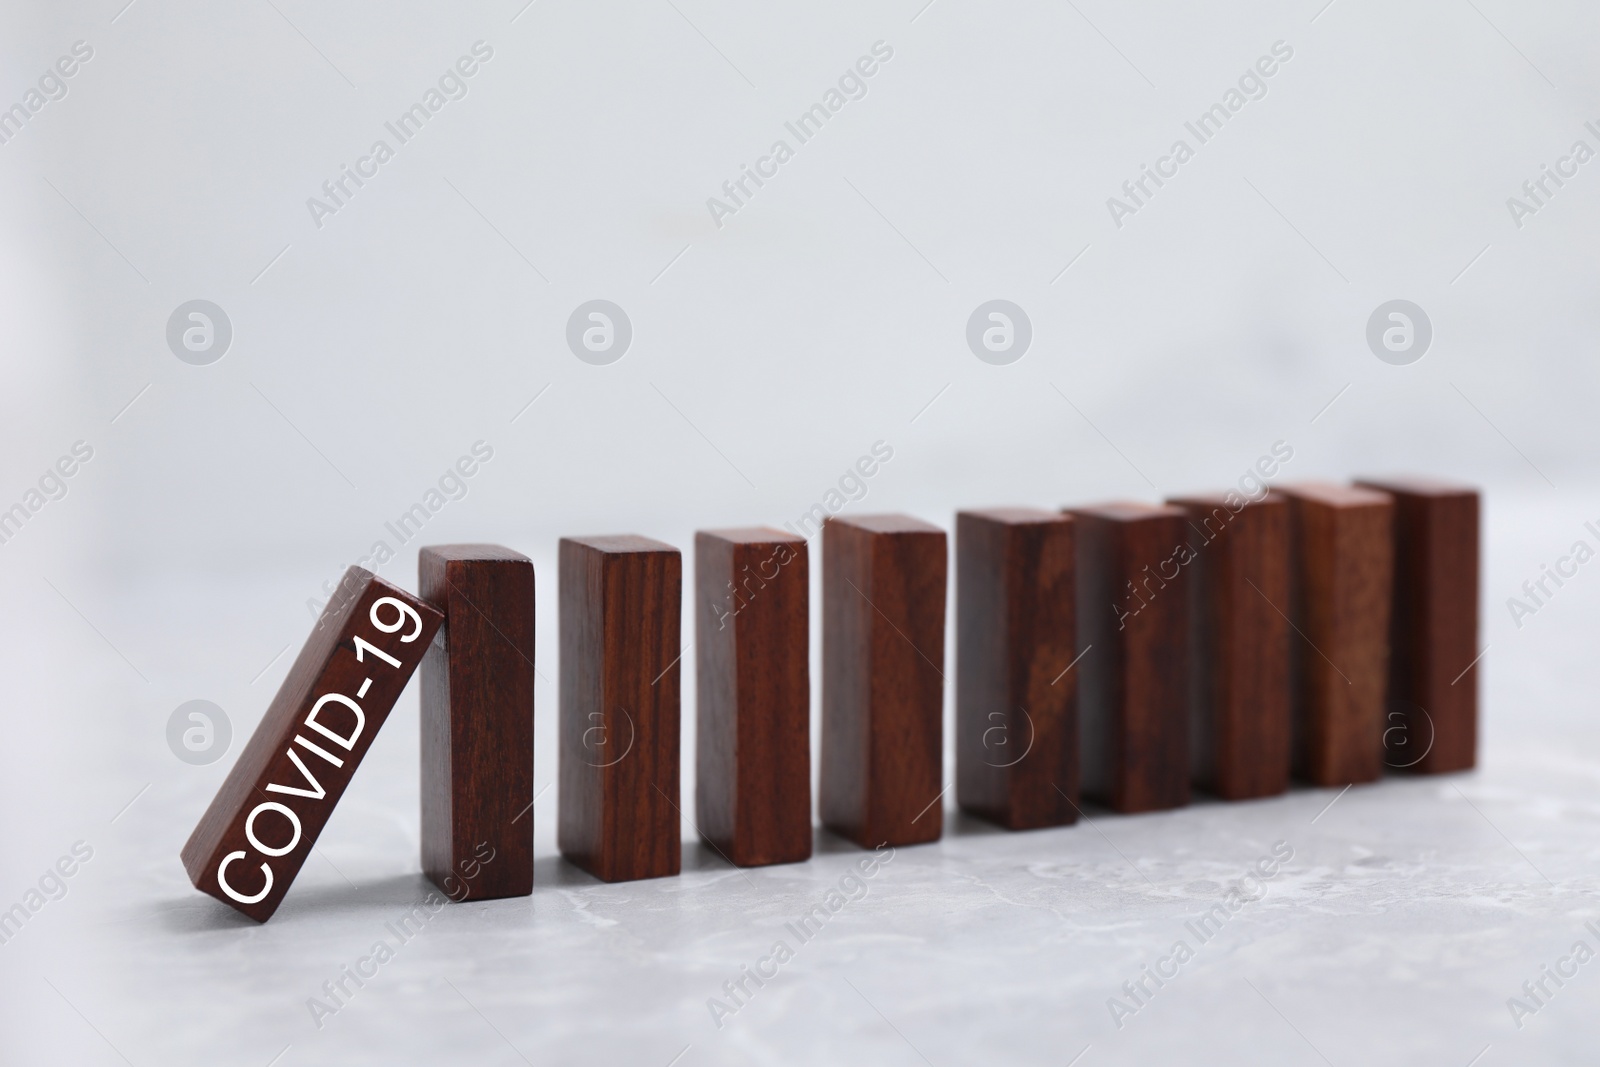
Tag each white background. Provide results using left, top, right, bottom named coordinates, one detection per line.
left=3, top=1, right=1600, bottom=1064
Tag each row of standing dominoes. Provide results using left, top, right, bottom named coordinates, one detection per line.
left=181, top=477, right=1478, bottom=922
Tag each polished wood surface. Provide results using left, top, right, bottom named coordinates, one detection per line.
left=558, top=535, right=682, bottom=882
left=181, top=568, right=443, bottom=921
left=1355, top=477, right=1480, bottom=774
left=820, top=514, right=947, bottom=848
left=1066, top=502, right=1191, bottom=813
left=1279, top=483, right=1394, bottom=786
left=1168, top=493, right=1292, bottom=800
left=420, top=544, right=535, bottom=901
left=695, top=527, right=811, bottom=866
left=955, top=508, right=1078, bottom=830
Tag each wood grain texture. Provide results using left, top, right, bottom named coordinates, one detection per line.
left=1355, top=477, right=1480, bottom=775
left=955, top=509, right=1078, bottom=830
left=1066, top=502, right=1191, bottom=813
left=695, top=528, right=811, bottom=867
left=820, top=514, right=947, bottom=848
left=558, top=535, right=682, bottom=882
left=1167, top=492, right=1292, bottom=800
left=1279, top=483, right=1394, bottom=786
left=181, top=567, right=443, bottom=922
left=419, top=545, right=535, bottom=902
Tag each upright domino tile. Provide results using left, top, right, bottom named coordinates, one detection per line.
left=558, top=535, right=682, bottom=882
left=695, top=528, right=811, bottom=867
left=1066, top=502, right=1191, bottom=813
left=1354, top=477, right=1480, bottom=774
left=419, top=545, right=535, bottom=901
left=1167, top=492, right=1292, bottom=800
left=181, top=567, right=443, bottom=922
left=1278, top=483, right=1394, bottom=786
left=820, top=514, right=947, bottom=848
left=955, top=509, right=1078, bottom=830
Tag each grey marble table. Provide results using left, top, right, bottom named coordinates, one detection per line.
left=2, top=492, right=1596, bottom=1066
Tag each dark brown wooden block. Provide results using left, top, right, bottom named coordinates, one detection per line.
left=181, top=567, right=443, bottom=922
left=1065, top=502, right=1190, bottom=813
left=1167, top=492, right=1292, bottom=800
left=820, top=514, right=947, bottom=848
left=1279, top=483, right=1394, bottom=786
left=1354, top=477, right=1480, bottom=774
left=955, top=509, right=1078, bottom=830
left=558, top=535, right=682, bottom=882
left=694, top=528, right=811, bottom=866
left=419, top=545, right=535, bottom=902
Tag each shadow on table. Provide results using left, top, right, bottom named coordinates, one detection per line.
left=156, top=872, right=439, bottom=934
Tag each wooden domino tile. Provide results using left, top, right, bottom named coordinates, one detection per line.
left=181, top=567, right=443, bottom=922
left=1354, top=477, right=1480, bottom=774
left=419, top=545, right=535, bottom=901
left=1167, top=492, right=1292, bottom=800
left=694, top=528, right=811, bottom=867
left=558, top=535, right=682, bottom=882
left=820, top=514, right=947, bottom=848
left=1278, top=483, right=1394, bottom=786
left=955, top=508, right=1078, bottom=830
left=1066, top=502, right=1191, bottom=814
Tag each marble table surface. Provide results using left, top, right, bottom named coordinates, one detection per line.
left=3, top=492, right=1597, bottom=1066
